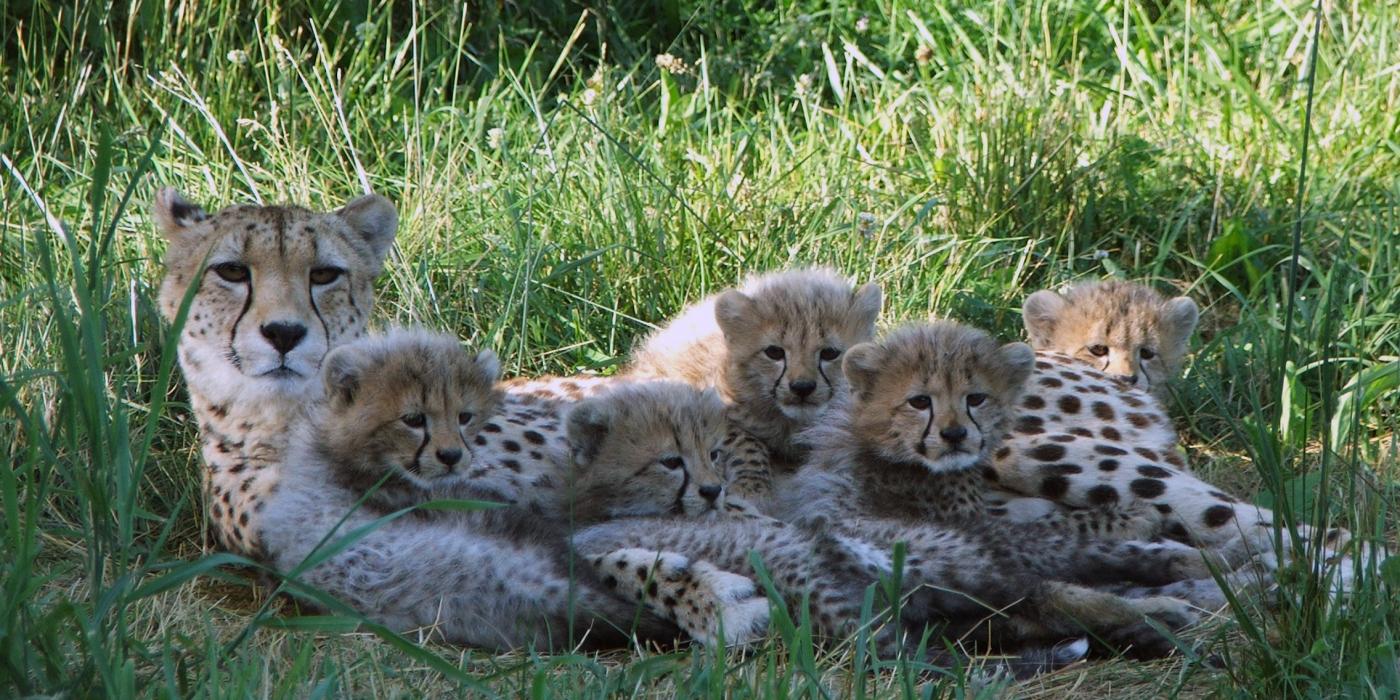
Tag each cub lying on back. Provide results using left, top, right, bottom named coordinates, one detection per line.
left=1022, top=279, right=1199, bottom=400
left=627, top=268, right=882, bottom=501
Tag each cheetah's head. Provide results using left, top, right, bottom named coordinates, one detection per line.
left=566, top=381, right=730, bottom=521
left=313, top=328, right=502, bottom=486
left=716, top=268, right=882, bottom=424
left=843, top=322, right=1034, bottom=473
left=1022, top=280, right=1198, bottom=398
left=155, top=188, right=398, bottom=403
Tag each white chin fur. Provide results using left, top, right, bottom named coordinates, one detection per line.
left=180, top=339, right=319, bottom=405
left=778, top=402, right=824, bottom=422
left=922, top=451, right=979, bottom=473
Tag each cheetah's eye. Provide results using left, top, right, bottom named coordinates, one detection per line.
left=458, top=412, right=473, bottom=425
left=966, top=393, right=988, bottom=408
left=401, top=413, right=426, bottom=428
left=661, top=456, right=685, bottom=470
left=819, top=347, right=841, bottom=362
left=211, top=262, right=250, bottom=283
left=907, top=395, right=931, bottom=410
left=710, top=449, right=721, bottom=462
left=1087, top=344, right=1109, bottom=357
left=1139, top=347, right=1157, bottom=360
left=763, top=346, right=786, bottom=361
left=310, top=266, right=344, bottom=285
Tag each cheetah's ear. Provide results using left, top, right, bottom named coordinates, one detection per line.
left=1159, top=297, right=1200, bottom=346
left=336, top=194, right=399, bottom=266
left=715, top=290, right=760, bottom=342
left=153, top=188, right=209, bottom=240
left=471, top=349, right=501, bottom=385
left=566, top=401, right=612, bottom=467
left=1022, top=290, right=1067, bottom=347
left=993, top=342, right=1036, bottom=391
left=843, top=282, right=883, bottom=341
left=321, top=345, right=365, bottom=407
left=842, top=342, right=883, bottom=397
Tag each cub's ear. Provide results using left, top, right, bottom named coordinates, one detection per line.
left=994, top=342, right=1037, bottom=390
left=1022, top=290, right=1067, bottom=346
left=471, top=349, right=501, bottom=385
left=566, top=401, right=612, bottom=467
left=153, top=188, right=209, bottom=239
left=336, top=194, right=398, bottom=265
left=1159, top=297, right=1200, bottom=345
left=842, top=342, right=884, bottom=397
left=843, top=282, right=883, bottom=341
left=715, top=290, right=760, bottom=342
left=321, top=345, right=365, bottom=407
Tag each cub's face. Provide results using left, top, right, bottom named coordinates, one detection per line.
left=715, top=275, right=882, bottom=424
left=316, top=330, right=502, bottom=485
left=844, top=323, right=1034, bottom=473
left=1022, top=282, right=1198, bottom=397
left=155, top=189, right=398, bottom=401
left=567, top=382, right=730, bottom=520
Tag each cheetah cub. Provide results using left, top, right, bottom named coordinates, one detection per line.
left=628, top=268, right=882, bottom=502
left=1022, top=279, right=1199, bottom=400
left=563, top=381, right=773, bottom=646
left=307, top=328, right=506, bottom=514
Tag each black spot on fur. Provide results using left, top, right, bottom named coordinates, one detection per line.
left=503, top=440, right=521, bottom=452
left=1027, top=444, right=1067, bottom=461
left=1098, top=459, right=1120, bottom=471
left=1039, top=475, right=1070, bottom=499
left=483, top=423, right=502, bottom=433
left=1086, top=485, right=1119, bottom=505
left=523, top=430, right=546, bottom=445
left=1155, top=503, right=1173, bottom=514
left=1023, top=395, right=1046, bottom=410
left=1039, top=377, right=1063, bottom=388
left=1093, top=444, right=1127, bottom=456
left=1057, top=395, right=1081, bottom=414
left=1100, top=427, right=1122, bottom=441
left=1047, top=463, right=1083, bottom=475
left=1134, top=447, right=1159, bottom=461
left=1202, top=505, right=1235, bottom=527
left=1091, top=401, right=1114, bottom=420
left=1129, top=478, right=1167, bottom=498
left=1015, top=416, right=1046, bottom=435
left=1137, top=465, right=1172, bottom=478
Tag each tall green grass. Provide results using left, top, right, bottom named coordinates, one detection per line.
left=3, top=0, right=1397, bottom=695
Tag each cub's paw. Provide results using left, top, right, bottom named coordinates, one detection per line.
left=1131, top=595, right=1198, bottom=630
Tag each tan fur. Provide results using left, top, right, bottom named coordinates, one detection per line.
left=155, top=188, right=397, bottom=557
left=308, top=328, right=501, bottom=513
left=1022, top=280, right=1199, bottom=399
left=628, top=267, right=883, bottom=480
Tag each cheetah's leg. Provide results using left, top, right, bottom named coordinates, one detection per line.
left=583, top=548, right=770, bottom=647
left=987, top=494, right=1165, bottom=541
left=1027, top=582, right=1198, bottom=659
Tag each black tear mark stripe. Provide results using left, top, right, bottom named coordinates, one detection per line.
left=410, top=422, right=431, bottom=474
left=227, top=267, right=255, bottom=371
left=771, top=357, right=787, bottom=395
left=673, top=466, right=691, bottom=512
left=817, top=356, right=833, bottom=390
left=968, top=411, right=984, bottom=455
left=916, top=408, right=934, bottom=455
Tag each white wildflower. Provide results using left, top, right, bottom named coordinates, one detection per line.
left=1093, top=250, right=1110, bottom=260
left=795, top=73, right=814, bottom=97
left=355, top=21, right=375, bottom=40
left=487, top=127, right=504, bottom=150
left=581, top=87, right=599, bottom=106
left=857, top=212, right=878, bottom=239
left=856, top=16, right=870, bottom=33
left=915, top=45, right=933, bottom=65
left=226, top=49, right=249, bottom=65
left=655, top=53, right=688, bottom=75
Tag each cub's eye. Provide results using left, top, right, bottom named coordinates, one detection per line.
left=401, top=413, right=426, bottom=428
left=966, top=393, right=988, bottom=408
left=763, top=346, right=786, bottom=360
left=907, top=395, right=931, bottom=410
left=1139, top=347, right=1157, bottom=360
left=709, top=449, right=721, bottom=462
left=211, top=262, right=250, bottom=283
left=1087, top=344, right=1109, bottom=357
left=819, top=347, right=841, bottom=362
left=310, top=267, right=344, bottom=285
left=661, top=456, right=685, bottom=470
left=458, top=412, right=473, bottom=425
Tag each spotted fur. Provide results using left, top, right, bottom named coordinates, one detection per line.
left=156, top=188, right=398, bottom=557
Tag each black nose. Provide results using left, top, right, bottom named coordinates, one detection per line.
left=790, top=379, right=817, bottom=398
left=436, top=448, right=462, bottom=467
left=698, top=484, right=722, bottom=502
left=260, top=322, right=307, bottom=355
left=940, top=426, right=968, bottom=444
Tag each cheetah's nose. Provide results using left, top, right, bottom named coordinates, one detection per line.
left=436, top=448, right=463, bottom=467
left=940, top=426, right=968, bottom=444
left=698, top=484, right=723, bottom=502
left=789, top=379, right=817, bottom=398
left=260, top=322, right=307, bottom=355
